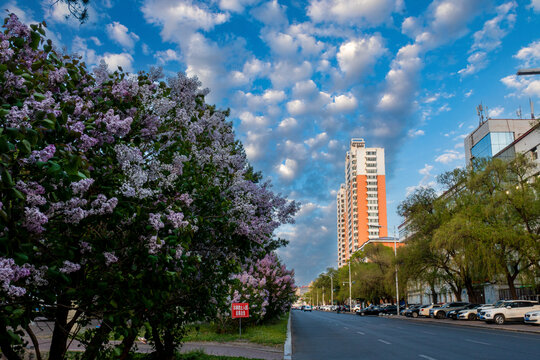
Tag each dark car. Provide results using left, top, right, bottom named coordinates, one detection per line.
left=379, top=304, right=405, bottom=315
left=403, top=304, right=423, bottom=318
left=357, top=305, right=381, bottom=316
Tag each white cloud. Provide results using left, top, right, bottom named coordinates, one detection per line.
left=262, top=89, right=286, bottom=103
left=336, top=35, right=386, bottom=79
left=408, top=129, right=425, bottom=137
left=141, top=43, right=150, bottom=55
left=501, top=75, right=540, bottom=97
left=90, top=36, right=102, bottom=46
left=102, top=53, right=134, bottom=73
left=304, top=132, right=328, bottom=148
left=435, top=150, right=465, bottom=164
left=406, top=163, right=436, bottom=195
left=308, top=0, right=401, bottom=26
left=458, top=1, right=516, bottom=77
left=219, top=0, right=259, bottom=12
left=488, top=106, right=504, bottom=118
left=106, top=22, right=140, bottom=50
left=264, top=32, right=297, bottom=57
left=142, top=0, right=229, bottom=43
left=529, top=0, right=540, bottom=12
left=465, top=89, right=474, bottom=98
left=278, top=117, right=298, bottom=132
left=155, top=49, right=181, bottom=64
left=251, top=0, right=288, bottom=27
left=239, top=111, right=268, bottom=128
left=42, top=0, right=100, bottom=26
left=514, top=40, right=540, bottom=67
left=269, top=61, right=313, bottom=89
left=277, top=158, right=298, bottom=181
left=327, top=94, right=357, bottom=113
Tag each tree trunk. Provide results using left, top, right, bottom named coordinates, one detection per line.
left=25, top=325, right=42, bottom=360
left=163, top=329, right=175, bottom=360
left=506, top=272, right=518, bottom=300
left=81, top=319, right=112, bottom=360
left=0, top=319, right=22, bottom=360
left=429, top=283, right=438, bottom=304
left=150, top=321, right=164, bottom=357
left=48, top=295, right=72, bottom=360
left=118, top=331, right=137, bottom=360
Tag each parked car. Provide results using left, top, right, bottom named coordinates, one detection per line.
left=524, top=310, right=540, bottom=325
left=430, top=302, right=470, bottom=319
left=379, top=304, right=405, bottom=315
left=481, top=300, right=540, bottom=325
left=457, top=304, right=487, bottom=320
left=357, top=305, right=381, bottom=316
left=303, top=305, right=312, bottom=312
left=476, top=301, right=506, bottom=320
left=448, top=304, right=480, bottom=320
left=419, top=304, right=441, bottom=317
left=352, top=304, right=362, bottom=312
left=405, top=304, right=426, bottom=318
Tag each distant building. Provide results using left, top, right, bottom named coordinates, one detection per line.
left=464, top=117, right=538, bottom=167
left=337, top=138, right=388, bottom=267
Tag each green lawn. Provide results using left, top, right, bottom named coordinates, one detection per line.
left=183, top=314, right=289, bottom=347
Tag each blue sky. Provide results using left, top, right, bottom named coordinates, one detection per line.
left=7, top=0, right=540, bottom=285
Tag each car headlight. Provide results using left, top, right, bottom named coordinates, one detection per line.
left=486, top=313, right=491, bottom=317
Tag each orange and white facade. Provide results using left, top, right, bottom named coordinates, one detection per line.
left=337, top=138, right=388, bottom=268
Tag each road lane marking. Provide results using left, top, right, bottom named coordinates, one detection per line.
left=344, top=327, right=349, bottom=330
left=421, top=331, right=435, bottom=335
left=465, top=339, right=490, bottom=346
left=419, top=355, right=437, bottom=360
left=378, top=339, right=391, bottom=345
left=357, top=331, right=365, bottom=335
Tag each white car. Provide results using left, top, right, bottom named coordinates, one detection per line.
left=353, top=305, right=362, bottom=312
left=481, top=300, right=540, bottom=325
left=419, top=304, right=441, bottom=317
left=457, top=304, right=487, bottom=320
left=524, top=310, right=540, bottom=325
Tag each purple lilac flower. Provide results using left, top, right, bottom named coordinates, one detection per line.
left=26, top=144, right=56, bottom=163
left=167, top=211, right=188, bottom=229
left=59, top=261, right=81, bottom=274
left=149, top=213, right=164, bottom=231
left=22, top=207, right=48, bottom=233
left=103, top=252, right=118, bottom=266
left=71, top=178, right=95, bottom=195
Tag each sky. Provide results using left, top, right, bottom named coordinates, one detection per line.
left=6, top=0, right=540, bottom=285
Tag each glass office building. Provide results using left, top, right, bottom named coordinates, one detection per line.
left=471, top=132, right=514, bottom=159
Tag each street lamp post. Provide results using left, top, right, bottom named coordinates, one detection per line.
left=517, top=68, right=540, bottom=76
left=349, top=260, right=352, bottom=311
left=322, top=274, right=333, bottom=306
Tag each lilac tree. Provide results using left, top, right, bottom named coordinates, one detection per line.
left=0, top=15, right=297, bottom=360
left=230, top=253, right=296, bottom=324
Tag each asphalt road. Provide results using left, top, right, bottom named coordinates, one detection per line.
left=291, top=310, right=540, bottom=360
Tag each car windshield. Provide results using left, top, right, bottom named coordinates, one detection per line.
left=494, top=302, right=509, bottom=308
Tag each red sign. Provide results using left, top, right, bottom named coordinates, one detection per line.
left=232, top=303, right=249, bottom=318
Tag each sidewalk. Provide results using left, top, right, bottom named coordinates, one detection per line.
left=23, top=321, right=283, bottom=360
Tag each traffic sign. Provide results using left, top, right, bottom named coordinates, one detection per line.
left=232, top=302, right=249, bottom=318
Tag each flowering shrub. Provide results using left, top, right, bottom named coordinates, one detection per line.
left=0, top=15, right=297, bottom=360
left=230, top=253, right=296, bottom=324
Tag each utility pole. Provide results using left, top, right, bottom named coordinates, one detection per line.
left=349, top=260, right=352, bottom=311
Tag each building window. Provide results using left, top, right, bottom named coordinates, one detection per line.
left=471, top=132, right=514, bottom=159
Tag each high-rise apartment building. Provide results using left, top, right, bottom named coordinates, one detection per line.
left=337, top=138, right=388, bottom=268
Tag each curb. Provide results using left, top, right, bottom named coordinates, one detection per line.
left=385, top=314, right=540, bottom=335
left=283, top=312, right=292, bottom=360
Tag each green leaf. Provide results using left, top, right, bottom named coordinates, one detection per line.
left=33, top=93, right=46, bottom=101
left=110, top=299, right=118, bottom=308
left=12, top=188, right=24, bottom=200
left=21, top=139, right=31, bottom=154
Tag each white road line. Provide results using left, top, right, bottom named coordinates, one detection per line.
left=421, top=331, right=435, bottom=335
left=344, top=327, right=349, bottom=329
left=419, top=355, right=437, bottom=360
left=357, top=331, right=365, bottom=335
left=465, top=339, right=490, bottom=346
left=378, top=339, right=391, bottom=345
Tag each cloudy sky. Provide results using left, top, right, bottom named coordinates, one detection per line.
left=7, top=0, right=540, bottom=285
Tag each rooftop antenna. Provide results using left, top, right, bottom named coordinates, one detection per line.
left=516, top=106, right=522, bottom=119
left=476, top=103, right=485, bottom=125
left=485, top=105, right=490, bottom=119
left=530, top=98, right=535, bottom=120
